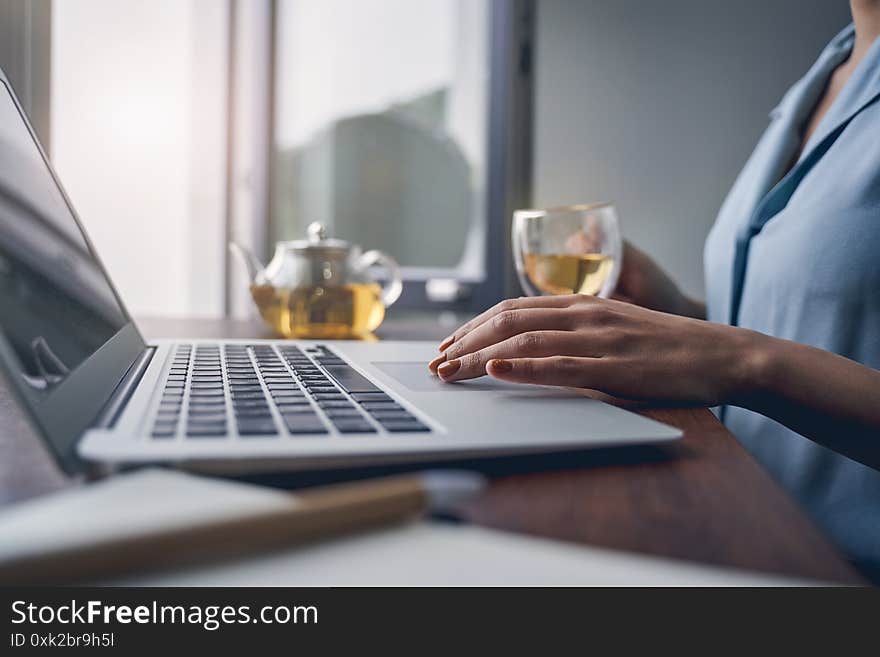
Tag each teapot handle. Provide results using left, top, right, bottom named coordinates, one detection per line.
left=356, top=250, right=403, bottom=308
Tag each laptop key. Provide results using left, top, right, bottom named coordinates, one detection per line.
left=351, top=392, right=394, bottom=403
left=233, top=407, right=270, bottom=417
left=275, top=407, right=313, bottom=416
left=229, top=385, right=264, bottom=393
left=187, top=412, right=228, bottom=422
left=323, top=407, right=365, bottom=418
left=361, top=401, right=405, bottom=411
left=367, top=410, right=415, bottom=421
left=379, top=420, right=431, bottom=433
left=236, top=419, right=277, bottom=435
left=274, top=397, right=311, bottom=405
left=232, top=397, right=269, bottom=407
left=187, top=417, right=226, bottom=426
left=282, top=417, right=328, bottom=435
left=230, top=391, right=266, bottom=400
left=332, top=419, right=377, bottom=434
left=278, top=409, right=316, bottom=419
left=317, top=400, right=355, bottom=409
left=304, top=385, right=339, bottom=394
left=186, top=426, right=227, bottom=437
left=190, top=391, right=225, bottom=399
left=321, top=365, right=381, bottom=393
left=189, top=397, right=226, bottom=413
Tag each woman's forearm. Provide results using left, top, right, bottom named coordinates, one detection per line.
left=734, top=332, right=880, bottom=470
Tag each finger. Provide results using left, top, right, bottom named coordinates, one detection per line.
left=437, top=295, right=582, bottom=350
left=428, top=353, right=447, bottom=375
left=437, top=331, right=589, bottom=383
left=486, top=356, right=605, bottom=388
left=444, top=307, right=576, bottom=362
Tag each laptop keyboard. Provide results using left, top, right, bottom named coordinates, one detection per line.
left=150, top=343, right=431, bottom=439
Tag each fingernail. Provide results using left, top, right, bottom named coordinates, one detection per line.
left=488, top=359, right=512, bottom=373
left=438, top=335, right=455, bottom=351
left=428, top=354, right=447, bottom=374
left=437, top=359, right=461, bottom=379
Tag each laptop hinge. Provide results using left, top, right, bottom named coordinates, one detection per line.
left=93, top=347, right=156, bottom=429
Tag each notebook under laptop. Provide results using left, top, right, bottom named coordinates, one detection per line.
left=0, top=68, right=680, bottom=476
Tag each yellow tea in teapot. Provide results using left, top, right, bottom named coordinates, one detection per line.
left=250, top=283, right=385, bottom=339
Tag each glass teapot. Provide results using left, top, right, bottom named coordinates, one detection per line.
left=229, top=222, right=402, bottom=339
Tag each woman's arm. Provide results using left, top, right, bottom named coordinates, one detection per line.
left=738, top=336, right=880, bottom=469
left=614, top=241, right=707, bottom=319
left=428, top=295, right=880, bottom=470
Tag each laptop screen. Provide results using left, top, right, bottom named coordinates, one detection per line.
left=0, top=77, right=144, bottom=470
left=0, top=81, right=129, bottom=395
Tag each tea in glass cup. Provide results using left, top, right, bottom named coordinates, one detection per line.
left=513, top=203, right=621, bottom=298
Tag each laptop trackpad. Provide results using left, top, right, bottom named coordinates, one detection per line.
left=372, top=362, right=526, bottom=393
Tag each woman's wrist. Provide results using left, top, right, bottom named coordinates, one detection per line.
left=726, top=328, right=779, bottom=408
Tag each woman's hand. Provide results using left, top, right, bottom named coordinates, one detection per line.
left=428, top=294, right=763, bottom=406
left=614, top=241, right=706, bottom=318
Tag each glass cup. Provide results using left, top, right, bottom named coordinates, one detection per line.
left=513, top=203, right=622, bottom=298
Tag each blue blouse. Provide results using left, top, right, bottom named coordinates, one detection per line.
left=704, top=24, right=880, bottom=571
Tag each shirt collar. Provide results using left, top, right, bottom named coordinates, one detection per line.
left=771, top=24, right=880, bottom=160
left=769, top=24, right=855, bottom=122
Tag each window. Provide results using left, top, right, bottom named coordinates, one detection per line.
left=50, top=0, right=229, bottom=317
left=46, top=0, right=533, bottom=319
left=270, top=0, right=532, bottom=311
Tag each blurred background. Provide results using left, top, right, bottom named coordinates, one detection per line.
left=0, top=0, right=850, bottom=320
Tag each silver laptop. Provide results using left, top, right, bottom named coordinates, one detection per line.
left=0, top=69, right=680, bottom=476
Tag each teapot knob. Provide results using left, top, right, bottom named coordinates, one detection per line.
left=307, top=221, right=327, bottom=243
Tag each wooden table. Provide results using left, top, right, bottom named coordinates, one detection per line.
left=0, top=315, right=864, bottom=584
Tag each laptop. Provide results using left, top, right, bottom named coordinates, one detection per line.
left=0, top=69, right=680, bottom=476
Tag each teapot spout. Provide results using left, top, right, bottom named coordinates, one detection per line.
left=228, top=241, right=265, bottom=284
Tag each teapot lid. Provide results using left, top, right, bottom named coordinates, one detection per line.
left=285, top=222, right=351, bottom=255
